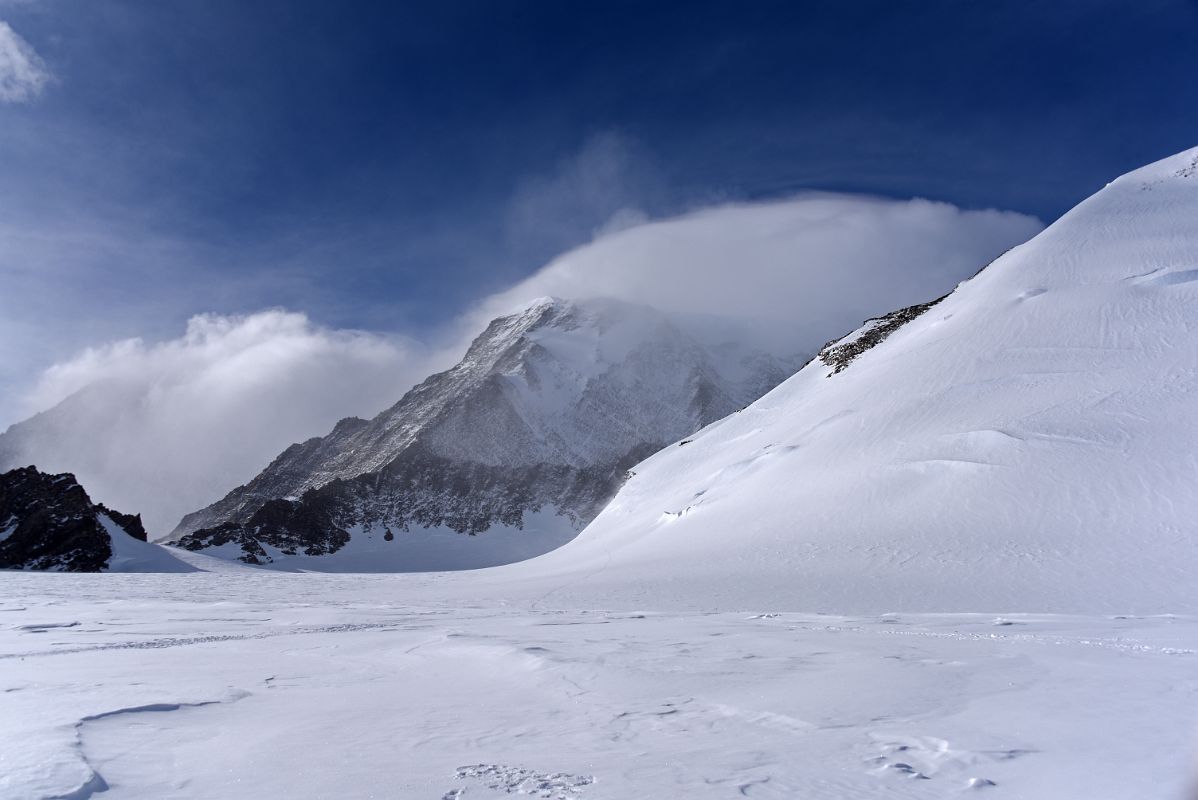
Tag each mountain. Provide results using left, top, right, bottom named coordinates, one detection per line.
left=171, top=298, right=796, bottom=569
left=0, top=466, right=195, bottom=572
left=504, top=146, right=1198, bottom=615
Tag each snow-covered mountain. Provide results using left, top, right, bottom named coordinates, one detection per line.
left=0, top=466, right=194, bottom=572
left=171, top=297, right=797, bottom=568
left=508, top=146, right=1198, bottom=615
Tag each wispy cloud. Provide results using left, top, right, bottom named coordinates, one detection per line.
left=0, top=19, right=50, bottom=102
left=503, top=133, right=670, bottom=267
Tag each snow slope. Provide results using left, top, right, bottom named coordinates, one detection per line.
left=510, top=146, right=1198, bottom=615
left=98, top=515, right=199, bottom=573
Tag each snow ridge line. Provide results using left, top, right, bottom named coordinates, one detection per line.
left=788, top=623, right=1195, bottom=656
left=47, top=697, right=245, bottom=800
left=0, top=622, right=401, bottom=660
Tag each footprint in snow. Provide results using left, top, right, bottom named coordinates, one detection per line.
left=442, top=764, right=595, bottom=799
left=866, top=735, right=1018, bottom=787
left=967, top=777, right=998, bottom=789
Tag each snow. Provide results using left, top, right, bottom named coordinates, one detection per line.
left=1, top=573, right=1195, bottom=799
left=217, top=509, right=582, bottom=573
left=508, top=145, right=1198, bottom=615
left=4, top=150, right=1198, bottom=798
left=96, top=515, right=196, bottom=573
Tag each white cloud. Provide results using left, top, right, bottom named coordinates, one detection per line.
left=503, top=133, right=668, bottom=265
left=0, top=20, right=50, bottom=102
left=4, top=311, right=426, bottom=535
left=469, top=192, right=1043, bottom=354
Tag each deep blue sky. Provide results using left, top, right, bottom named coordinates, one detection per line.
left=1, top=0, right=1196, bottom=357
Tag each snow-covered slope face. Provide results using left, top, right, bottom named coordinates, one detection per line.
left=173, top=298, right=796, bottom=568
left=0, top=466, right=195, bottom=572
left=512, top=147, right=1198, bottom=615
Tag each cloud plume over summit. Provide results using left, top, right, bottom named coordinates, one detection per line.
left=472, top=193, right=1043, bottom=353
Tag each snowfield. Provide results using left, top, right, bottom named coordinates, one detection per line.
left=2, top=570, right=1196, bottom=799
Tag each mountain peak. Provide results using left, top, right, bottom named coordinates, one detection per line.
left=171, top=298, right=796, bottom=569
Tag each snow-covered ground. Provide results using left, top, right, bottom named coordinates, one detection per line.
left=2, top=569, right=1197, bottom=799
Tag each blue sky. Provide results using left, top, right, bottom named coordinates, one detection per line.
left=1, top=0, right=1196, bottom=413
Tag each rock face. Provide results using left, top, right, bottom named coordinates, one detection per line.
left=0, top=466, right=148, bottom=571
left=816, top=294, right=948, bottom=375
left=172, top=298, right=797, bottom=567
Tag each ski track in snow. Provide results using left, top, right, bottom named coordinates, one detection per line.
left=0, top=621, right=407, bottom=660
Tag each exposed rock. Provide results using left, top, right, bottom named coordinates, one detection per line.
left=817, top=294, right=948, bottom=375
left=0, top=466, right=147, bottom=571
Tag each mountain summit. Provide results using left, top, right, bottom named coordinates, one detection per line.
left=172, top=297, right=795, bottom=568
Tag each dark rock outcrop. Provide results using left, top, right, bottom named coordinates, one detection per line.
left=0, top=466, right=148, bottom=571
left=817, top=294, right=948, bottom=376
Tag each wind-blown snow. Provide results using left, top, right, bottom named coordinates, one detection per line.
left=507, top=146, right=1198, bottom=615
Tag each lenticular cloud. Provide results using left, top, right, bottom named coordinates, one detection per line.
left=471, top=192, right=1043, bottom=353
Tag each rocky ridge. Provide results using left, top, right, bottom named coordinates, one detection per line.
left=0, top=466, right=149, bottom=571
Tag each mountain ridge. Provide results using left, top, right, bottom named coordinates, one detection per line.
left=171, top=297, right=797, bottom=568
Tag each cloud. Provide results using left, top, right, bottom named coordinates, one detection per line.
left=470, top=192, right=1043, bottom=354
left=2, top=191, right=1042, bottom=538
left=503, top=133, right=670, bottom=267
left=2, top=311, right=426, bottom=535
left=0, top=20, right=50, bottom=102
